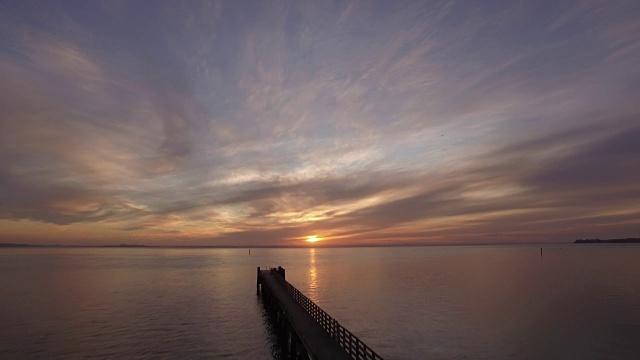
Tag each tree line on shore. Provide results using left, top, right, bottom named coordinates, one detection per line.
left=574, top=238, right=640, bottom=243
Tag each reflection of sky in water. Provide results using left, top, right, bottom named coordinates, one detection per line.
left=0, top=247, right=275, bottom=359
left=1, top=246, right=639, bottom=359
left=307, top=248, right=318, bottom=302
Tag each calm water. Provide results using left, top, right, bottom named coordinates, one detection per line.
left=1, top=245, right=639, bottom=359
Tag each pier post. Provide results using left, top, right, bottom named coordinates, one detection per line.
left=257, top=266, right=261, bottom=295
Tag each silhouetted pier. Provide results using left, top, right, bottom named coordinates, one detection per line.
left=257, top=267, right=383, bottom=360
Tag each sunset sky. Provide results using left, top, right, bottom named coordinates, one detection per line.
left=1, top=0, right=639, bottom=246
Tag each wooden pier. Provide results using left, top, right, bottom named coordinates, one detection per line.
left=257, top=267, right=383, bottom=360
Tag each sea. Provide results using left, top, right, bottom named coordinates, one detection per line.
left=1, top=245, right=639, bottom=359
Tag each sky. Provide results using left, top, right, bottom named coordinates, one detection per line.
left=0, top=0, right=639, bottom=246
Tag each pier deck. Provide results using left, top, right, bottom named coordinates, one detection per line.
left=257, top=267, right=383, bottom=360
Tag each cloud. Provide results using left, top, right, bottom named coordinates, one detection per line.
left=522, top=123, right=640, bottom=199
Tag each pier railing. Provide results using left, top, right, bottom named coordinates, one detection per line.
left=271, top=269, right=383, bottom=360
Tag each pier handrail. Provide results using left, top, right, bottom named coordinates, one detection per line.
left=270, top=268, right=383, bottom=360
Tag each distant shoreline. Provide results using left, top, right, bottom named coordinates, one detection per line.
left=574, top=238, right=640, bottom=244
left=2, top=240, right=639, bottom=248
left=0, top=243, right=158, bottom=248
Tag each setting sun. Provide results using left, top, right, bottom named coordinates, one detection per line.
left=305, top=235, right=320, bottom=243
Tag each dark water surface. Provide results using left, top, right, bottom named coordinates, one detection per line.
left=1, top=245, right=639, bottom=359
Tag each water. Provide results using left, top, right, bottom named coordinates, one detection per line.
left=1, top=245, right=639, bottom=359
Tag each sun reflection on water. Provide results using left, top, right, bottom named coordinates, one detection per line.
left=308, top=248, right=318, bottom=302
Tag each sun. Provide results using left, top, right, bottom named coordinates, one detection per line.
left=305, top=235, right=320, bottom=243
